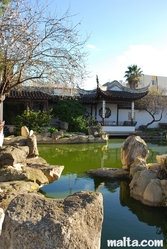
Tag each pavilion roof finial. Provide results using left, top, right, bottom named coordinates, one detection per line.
left=96, top=75, right=99, bottom=87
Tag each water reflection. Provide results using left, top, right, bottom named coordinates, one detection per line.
left=39, top=139, right=167, bottom=249
left=120, top=181, right=167, bottom=247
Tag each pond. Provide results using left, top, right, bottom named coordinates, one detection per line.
left=39, top=138, right=167, bottom=249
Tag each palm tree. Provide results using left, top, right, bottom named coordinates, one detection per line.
left=124, top=65, right=143, bottom=89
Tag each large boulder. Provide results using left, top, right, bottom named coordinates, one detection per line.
left=142, top=179, right=163, bottom=206
left=0, top=192, right=103, bottom=249
left=121, top=135, right=149, bottom=170
left=0, top=145, right=29, bottom=168
left=129, top=169, right=158, bottom=202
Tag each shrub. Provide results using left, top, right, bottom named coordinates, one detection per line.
left=51, top=99, right=87, bottom=132
left=13, top=110, right=52, bottom=135
left=47, top=127, right=58, bottom=134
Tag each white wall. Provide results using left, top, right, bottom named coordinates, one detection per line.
left=96, top=103, right=117, bottom=123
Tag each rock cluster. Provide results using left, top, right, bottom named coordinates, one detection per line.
left=36, top=131, right=108, bottom=144
left=88, top=134, right=167, bottom=207
left=0, top=127, right=104, bottom=248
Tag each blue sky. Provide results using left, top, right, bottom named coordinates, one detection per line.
left=48, top=0, right=167, bottom=89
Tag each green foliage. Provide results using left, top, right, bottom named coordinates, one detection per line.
left=51, top=99, right=87, bottom=132
left=47, top=127, right=58, bottom=134
left=13, top=110, right=51, bottom=135
left=124, top=64, right=143, bottom=89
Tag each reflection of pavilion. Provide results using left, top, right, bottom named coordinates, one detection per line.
left=79, top=76, right=149, bottom=136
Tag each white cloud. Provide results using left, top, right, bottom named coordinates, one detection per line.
left=87, top=44, right=96, bottom=49
left=84, top=44, right=167, bottom=89
left=115, top=44, right=167, bottom=79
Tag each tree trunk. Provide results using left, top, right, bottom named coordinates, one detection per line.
left=0, top=95, right=5, bottom=147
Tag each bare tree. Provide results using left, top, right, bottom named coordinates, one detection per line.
left=136, top=88, right=167, bottom=129
left=0, top=0, right=89, bottom=145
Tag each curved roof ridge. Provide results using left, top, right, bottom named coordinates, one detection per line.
left=122, top=84, right=150, bottom=93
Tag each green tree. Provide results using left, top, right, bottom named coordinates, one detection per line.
left=136, top=88, right=167, bottom=128
left=0, top=0, right=89, bottom=145
left=51, top=99, right=87, bottom=132
left=124, top=64, right=143, bottom=89
left=0, top=0, right=9, bottom=16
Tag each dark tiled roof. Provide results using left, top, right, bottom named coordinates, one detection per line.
left=79, top=80, right=149, bottom=103
left=6, top=89, right=58, bottom=102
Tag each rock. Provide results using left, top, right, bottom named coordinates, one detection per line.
left=52, top=131, right=61, bottom=141
left=60, top=121, right=69, bottom=130
left=156, top=154, right=167, bottom=164
left=100, top=133, right=108, bottom=141
left=0, top=191, right=103, bottom=249
left=24, top=167, right=49, bottom=185
left=27, top=134, right=39, bottom=157
left=0, top=159, right=63, bottom=184
left=129, top=157, right=148, bottom=178
left=21, top=126, right=29, bottom=137
left=0, top=165, right=26, bottom=182
left=88, top=135, right=95, bottom=141
left=142, top=179, right=163, bottom=206
left=0, top=145, right=29, bottom=168
left=26, top=156, right=48, bottom=165
left=147, top=162, right=161, bottom=170
left=121, top=135, right=149, bottom=170
left=0, top=208, right=5, bottom=235
left=3, top=136, right=27, bottom=146
left=129, top=169, right=158, bottom=202
left=87, top=168, right=130, bottom=179
left=38, top=165, right=64, bottom=182
left=42, top=136, right=52, bottom=141
left=0, top=181, right=39, bottom=211
left=36, top=134, right=43, bottom=142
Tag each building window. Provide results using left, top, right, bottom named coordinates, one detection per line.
left=99, top=107, right=111, bottom=118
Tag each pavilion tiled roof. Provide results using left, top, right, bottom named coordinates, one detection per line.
left=78, top=80, right=149, bottom=103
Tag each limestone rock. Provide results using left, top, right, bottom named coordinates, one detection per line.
left=129, top=157, right=148, bottom=178
left=27, top=134, right=39, bottom=157
left=143, top=179, right=163, bottom=206
left=147, top=162, right=161, bottom=170
left=129, top=169, right=158, bottom=201
left=24, top=167, right=49, bottom=185
left=0, top=165, right=26, bottom=182
left=121, top=135, right=149, bottom=170
left=3, top=136, right=27, bottom=146
left=21, top=126, right=29, bottom=137
left=0, top=181, right=39, bottom=211
left=0, top=208, right=5, bottom=235
left=87, top=168, right=130, bottom=179
left=0, top=145, right=29, bottom=168
left=39, top=165, right=64, bottom=182
left=0, top=191, right=103, bottom=249
left=156, top=154, right=167, bottom=164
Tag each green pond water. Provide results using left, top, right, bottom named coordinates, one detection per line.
left=39, top=138, right=167, bottom=249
